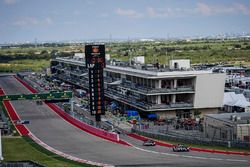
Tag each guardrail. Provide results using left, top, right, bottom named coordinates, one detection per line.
left=132, top=128, right=250, bottom=149
left=120, top=81, right=194, bottom=94
left=0, top=160, right=45, bottom=167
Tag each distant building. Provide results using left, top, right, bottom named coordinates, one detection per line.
left=204, top=112, right=250, bottom=141
left=169, top=59, right=190, bottom=70
left=51, top=57, right=226, bottom=119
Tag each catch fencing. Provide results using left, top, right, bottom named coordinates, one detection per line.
left=132, top=128, right=250, bottom=149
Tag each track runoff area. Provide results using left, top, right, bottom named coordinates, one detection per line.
left=0, top=75, right=249, bottom=167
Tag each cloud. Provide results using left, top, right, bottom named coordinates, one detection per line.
left=115, top=8, right=143, bottom=18
left=234, top=3, right=250, bottom=15
left=4, top=0, right=18, bottom=5
left=147, top=7, right=176, bottom=18
left=196, top=3, right=213, bottom=15
left=13, top=17, right=53, bottom=26
left=116, top=2, right=250, bottom=19
left=13, top=17, right=38, bottom=26
left=147, top=7, right=195, bottom=18
left=196, top=2, right=250, bottom=16
left=86, top=0, right=94, bottom=5
left=73, top=10, right=81, bottom=15
left=44, top=17, right=53, bottom=25
left=100, top=13, right=109, bottom=18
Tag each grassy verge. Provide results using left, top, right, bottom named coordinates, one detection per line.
left=2, top=137, right=95, bottom=167
left=0, top=59, right=50, bottom=72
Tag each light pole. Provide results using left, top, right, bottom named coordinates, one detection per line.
left=0, top=130, right=3, bottom=161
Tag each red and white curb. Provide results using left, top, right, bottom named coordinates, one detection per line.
left=28, top=132, right=114, bottom=167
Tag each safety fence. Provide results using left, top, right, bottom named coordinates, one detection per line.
left=132, top=128, right=250, bottom=149
left=0, top=160, right=45, bottom=167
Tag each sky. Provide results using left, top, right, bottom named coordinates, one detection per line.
left=0, top=0, right=250, bottom=43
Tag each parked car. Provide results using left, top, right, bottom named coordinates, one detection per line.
left=143, top=140, right=156, bottom=146
left=172, top=144, right=190, bottom=152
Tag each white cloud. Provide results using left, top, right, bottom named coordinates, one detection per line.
left=13, top=17, right=53, bottom=26
left=4, top=0, right=18, bottom=5
left=196, top=2, right=250, bottom=16
left=115, top=8, right=143, bottom=18
left=73, top=10, right=81, bottom=15
left=196, top=2, right=213, bottom=15
left=44, top=17, right=53, bottom=25
left=100, top=13, right=109, bottom=18
left=147, top=7, right=174, bottom=18
left=86, top=0, right=94, bottom=5
left=234, top=3, right=250, bottom=15
left=116, top=3, right=250, bottom=19
left=13, top=17, right=38, bottom=26
left=147, top=7, right=194, bottom=18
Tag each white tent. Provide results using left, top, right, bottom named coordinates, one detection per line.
left=223, top=92, right=250, bottom=108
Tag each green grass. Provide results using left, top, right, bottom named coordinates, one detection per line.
left=108, top=38, right=250, bottom=65
left=2, top=137, right=95, bottom=167
left=0, top=59, right=50, bottom=72
left=1, top=38, right=250, bottom=72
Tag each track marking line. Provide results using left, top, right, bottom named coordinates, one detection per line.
left=128, top=142, right=248, bottom=163
left=29, top=132, right=114, bottom=167
left=225, top=159, right=249, bottom=162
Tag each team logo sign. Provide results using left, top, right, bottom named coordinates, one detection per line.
left=92, top=47, right=99, bottom=53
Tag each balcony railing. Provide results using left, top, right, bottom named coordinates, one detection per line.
left=56, top=74, right=89, bottom=88
left=170, top=102, right=193, bottom=108
left=106, top=88, right=193, bottom=110
left=120, top=81, right=194, bottom=94
left=104, top=77, right=121, bottom=84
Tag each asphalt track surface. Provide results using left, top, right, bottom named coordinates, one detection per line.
left=0, top=76, right=250, bottom=167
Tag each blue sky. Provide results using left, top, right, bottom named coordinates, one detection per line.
left=0, top=0, right=250, bottom=43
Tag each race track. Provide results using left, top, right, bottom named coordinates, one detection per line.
left=0, top=76, right=249, bottom=167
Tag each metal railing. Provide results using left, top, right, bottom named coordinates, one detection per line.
left=0, top=160, right=45, bottom=167
left=120, top=81, right=194, bottom=94
left=106, top=88, right=193, bottom=110
left=132, top=128, right=250, bottom=149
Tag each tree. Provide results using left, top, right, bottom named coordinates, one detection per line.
left=234, top=44, right=241, bottom=49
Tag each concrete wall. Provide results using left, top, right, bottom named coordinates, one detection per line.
left=153, top=108, right=218, bottom=120
left=194, top=73, right=226, bottom=109
left=156, top=110, right=176, bottom=119
left=169, top=59, right=190, bottom=70
left=198, top=108, right=218, bottom=117
left=237, top=124, right=250, bottom=141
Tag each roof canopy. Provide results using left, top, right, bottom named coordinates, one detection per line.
left=224, top=92, right=250, bottom=108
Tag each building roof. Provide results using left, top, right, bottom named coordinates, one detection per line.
left=206, top=112, right=250, bottom=124
left=54, top=57, right=215, bottom=79
left=105, top=65, right=213, bottom=79
left=223, top=92, right=250, bottom=108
